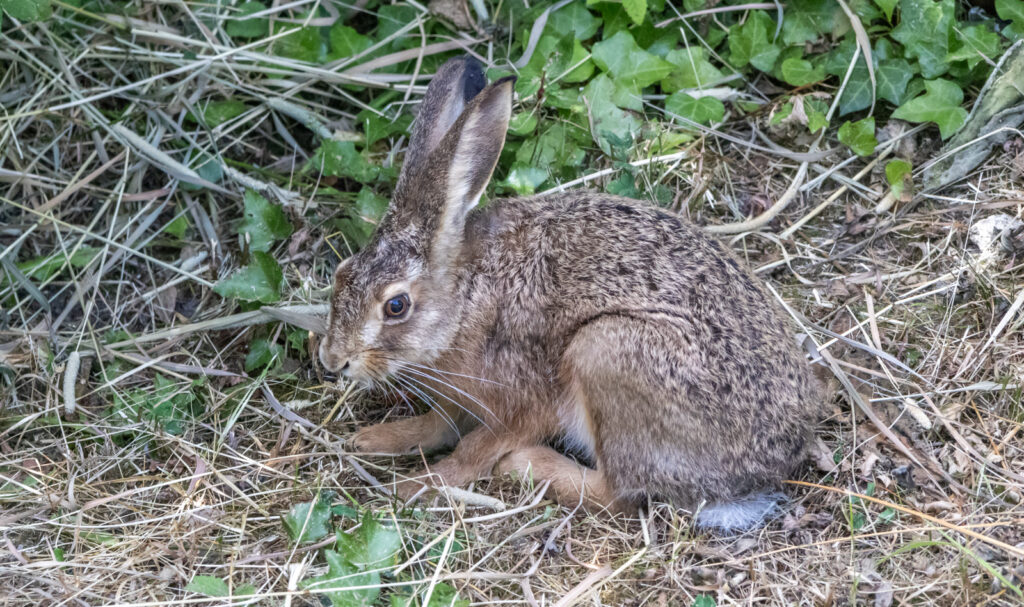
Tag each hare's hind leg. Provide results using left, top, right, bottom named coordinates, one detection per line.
left=562, top=315, right=748, bottom=507
left=495, top=446, right=623, bottom=513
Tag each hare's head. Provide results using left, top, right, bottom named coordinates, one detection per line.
left=320, top=56, right=513, bottom=382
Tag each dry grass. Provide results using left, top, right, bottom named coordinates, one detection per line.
left=2, top=2, right=1024, bottom=606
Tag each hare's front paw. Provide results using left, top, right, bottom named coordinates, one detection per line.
left=351, top=423, right=414, bottom=454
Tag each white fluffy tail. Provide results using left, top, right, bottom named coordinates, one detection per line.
left=694, top=492, right=786, bottom=533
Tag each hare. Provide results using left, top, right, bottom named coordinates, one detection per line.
left=319, top=56, right=822, bottom=531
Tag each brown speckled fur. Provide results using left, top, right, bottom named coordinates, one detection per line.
left=320, top=57, right=822, bottom=516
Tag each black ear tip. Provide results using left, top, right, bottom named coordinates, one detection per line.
left=461, top=57, right=487, bottom=103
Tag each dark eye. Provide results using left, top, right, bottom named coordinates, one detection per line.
left=384, top=294, right=410, bottom=318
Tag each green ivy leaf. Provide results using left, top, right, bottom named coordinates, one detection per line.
left=838, top=117, right=878, bottom=156
left=874, top=0, right=898, bottom=21
left=301, top=549, right=380, bottom=607
left=891, top=0, right=955, bottom=79
left=583, top=74, right=641, bottom=154
left=163, top=207, right=189, bottom=240
left=271, top=22, right=321, bottom=62
left=245, top=338, right=284, bottom=372
left=329, top=24, right=373, bottom=60
left=185, top=576, right=229, bottom=597
left=283, top=494, right=332, bottom=543
left=562, top=38, right=595, bottom=83
left=353, top=187, right=388, bottom=226
left=782, top=0, right=841, bottom=45
left=691, top=596, right=716, bottom=607
left=225, top=1, right=268, bottom=38
left=947, top=24, right=1003, bottom=68
left=885, top=159, right=913, bottom=200
left=780, top=58, right=825, bottom=86
left=805, top=97, right=829, bottom=133
left=503, top=166, right=548, bottom=195
left=838, top=65, right=874, bottom=115
left=665, top=92, right=725, bottom=125
left=335, top=515, right=402, bottom=569
left=996, top=0, right=1024, bottom=40
left=891, top=78, right=968, bottom=138
left=875, top=58, right=913, bottom=105
left=622, top=0, right=647, bottom=25
left=661, top=47, right=723, bottom=91
left=0, top=0, right=52, bottom=21
left=391, top=583, right=469, bottom=607
left=508, top=112, right=538, bottom=137
left=728, top=11, right=781, bottom=71
left=591, top=31, right=675, bottom=89
left=240, top=190, right=293, bottom=253
left=548, top=2, right=600, bottom=39
left=310, top=140, right=380, bottom=183
left=214, top=251, right=284, bottom=304
left=193, top=99, right=248, bottom=128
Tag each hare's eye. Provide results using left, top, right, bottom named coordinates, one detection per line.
left=384, top=294, right=410, bottom=318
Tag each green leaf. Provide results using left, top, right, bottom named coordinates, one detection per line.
left=503, top=166, right=549, bottom=195
left=562, top=38, right=595, bottom=83
left=584, top=76, right=641, bottom=156
left=225, top=1, right=268, bottom=38
left=310, top=140, right=380, bottom=183
left=891, top=78, right=968, bottom=138
left=335, top=515, right=402, bottom=569
left=1, top=0, right=51, bottom=21
left=691, top=596, right=716, bottom=607
left=245, top=338, right=283, bottom=372
left=661, top=47, right=723, bottom=91
left=876, top=58, right=913, bottom=105
left=728, top=11, right=781, bottom=71
left=301, top=549, right=380, bottom=607
left=329, top=24, right=373, bottom=60
left=874, top=0, right=898, bottom=20
left=838, top=117, right=877, bottom=156
left=548, top=3, right=600, bottom=39
left=214, top=251, right=284, bottom=303
left=996, top=0, right=1024, bottom=40
left=591, top=31, right=675, bottom=89
left=391, top=583, right=469, bottom=607
left=508, top=112, right=538, bottom=137
left=353, top=187, right=388, bottom=226
left=885, top=159, right=913, bottom=200
left=16, top=246, right=100, bottom=282
left=240, top=190, right=293, bottom=253
left=781, top=0, right=841, bottom=45
left=271, top=22, right=321, bottom=62
left=947, top=24, right=1003, bottom=68
left=283, top=494, right=332, bottom=543
left=163, top=207, right=189, bottom=240
left=190, top=99, right=247, bottom=128
left=805, top=97, right=829, bottom=133
left=780, top=58, right=825, bottom=86
left=185, top=576, right=230, bottom=597
left=665, top=92, right=725, bottom=125
left=891, top=0, right=955, bottom=79
left=622, top=0, right=646, bottom=25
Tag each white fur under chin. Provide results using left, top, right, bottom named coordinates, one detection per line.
left=694, top=492, right=787, bottom=533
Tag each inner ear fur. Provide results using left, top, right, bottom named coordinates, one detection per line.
left=397, top=55, right=486, bottom=188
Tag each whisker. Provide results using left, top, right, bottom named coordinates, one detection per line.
left=397, top=365, right=498, bottom=422
left=395, top=368, right=493, bottom=431
left=393, top=359, right=506, bottom=387
left=390, top=373, right=461, bottom=438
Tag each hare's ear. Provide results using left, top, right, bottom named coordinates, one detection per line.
left=398, top=55, right=486, bottom=185
left=430, top=76, right=514, bottom=257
